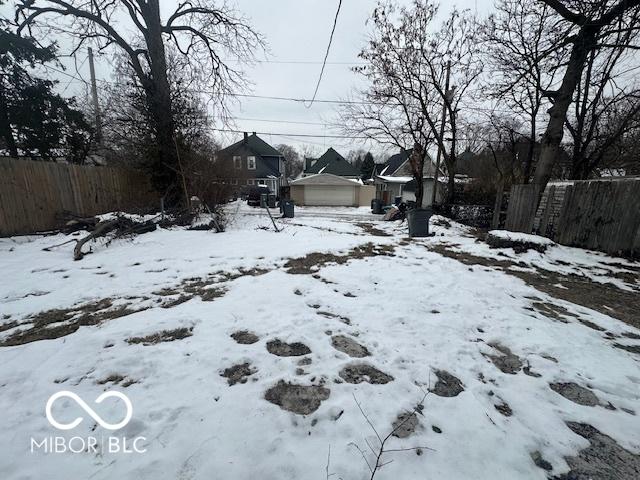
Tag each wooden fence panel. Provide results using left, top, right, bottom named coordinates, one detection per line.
left=505, top=184, right=540, bottom=233
left=556, top=179, right=640, bottom=256
left=0, top=159, right=156, bottom=236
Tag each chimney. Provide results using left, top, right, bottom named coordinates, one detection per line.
left=243, top=132, right=248, bottom=143
left=252, top=131, right=256, bottom=136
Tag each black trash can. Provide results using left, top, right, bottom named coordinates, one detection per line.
left=282, top=200, right=295, bottom=218
left=267, top=194, right=276, bottom=208
left=394, top=196, right=402, bottom=205
left=372, top=199, right=383, bottom=214
left=260, top=193, right=268, bottom=208
left=407, top=208, right=432, bottom=237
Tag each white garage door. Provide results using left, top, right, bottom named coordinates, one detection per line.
left=304, top=185, right=355, bottom=206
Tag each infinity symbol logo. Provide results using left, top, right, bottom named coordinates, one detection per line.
left=45, top=391, right=133, bottom=431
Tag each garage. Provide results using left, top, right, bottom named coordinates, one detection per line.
left=290, top=173, right=367, bottom=207
left=303, top=185, right=355, bottom=206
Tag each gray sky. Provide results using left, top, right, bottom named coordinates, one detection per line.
left=5, top=0, right=496, bottom=158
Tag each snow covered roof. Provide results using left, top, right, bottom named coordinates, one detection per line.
left=376, top=175, right=414, bottom=184
left=290, top=173, right=363, bottom=186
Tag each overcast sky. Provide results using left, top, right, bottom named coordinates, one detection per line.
left=5, top=0, right=496, bottom=159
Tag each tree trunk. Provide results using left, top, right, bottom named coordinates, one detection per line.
left=522, top=118, right=536, bottom=184
left=410, top=143, right=425, bottom=208
left=141, top=0, right=180, bottom=206
left=532, top=26, right=598, bottom=194
left=0, top=86, right=18, bottom=158
left=446, top=162, right=456, bottom=204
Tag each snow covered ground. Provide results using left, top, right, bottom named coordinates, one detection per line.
left=1, top=206, right=639, bottom=480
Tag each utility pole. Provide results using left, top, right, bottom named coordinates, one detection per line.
left=431, top=60, right=451, bottom=206
left=87, top=47, right=102, bottom=147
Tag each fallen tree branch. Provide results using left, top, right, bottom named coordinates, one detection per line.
left=73, top=220, right=119, bottom=261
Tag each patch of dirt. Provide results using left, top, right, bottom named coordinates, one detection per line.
left=427, top=243, right=640, bottom=329
left=284, top=243, right=396, bottom=274
left=357, top=223, right=392, bottom=237
left=431, top=369, right=464, bottom=397
left=264, top=380, right=330, bottom=415
left=552, top=422, right=640, bottom=480
left=529, top=302, right=573, bottom=323
left=579, top=318, right=606, bottom=332
left=266, top=339, right=311, bottom=357
left=231, top=330, right=260, bottom=345
left=494, top=401, right=513, bottom=417
left=622, top=331, right=640, bottom=340
left=155, top=268, right=268, bottom=306
left=486, top=343, right=523, bottom=375
left=549, top=382, right=599, bottom=407
left=97, top=374, right=126, bottom=385
left=392, top=412, right=420, bottom=438
left=97, top=374, right=137, bottom=387
left=331, top=335, right=370, bottom=358
left=160, top=295, right=194, bottom=308
left=523, top=364, right=542, bottom=378
left=531, top=451, right=553, bottom=472
left=339, top=363, right=394, bottom=384
left=126, top=327, right=193, bottom=346
left=0, top=320, right=18, bottom=333
left=221, top=362, right=257, bottom=386
left=316, top=311, right=351, bottom=325
left=1, top=300, right=139, bottom=347
left=613, top=343, right=640, bottom=355
left=486, top=232, right=550, bottom=253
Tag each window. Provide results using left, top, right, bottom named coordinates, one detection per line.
left=233, top=156, right=241, bottom=169
left=232, top=179, right=238, bottom=185
left=247, top=179, right=255, bottom=185
left=258, top=180, right=265, bottom=185
left=247, top=156, right=256, bottom=170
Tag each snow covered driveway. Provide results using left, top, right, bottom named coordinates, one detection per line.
left=1, top=209, right=639, bottom=479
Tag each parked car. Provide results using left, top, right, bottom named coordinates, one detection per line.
left=247, top=185, right=271, bottom=206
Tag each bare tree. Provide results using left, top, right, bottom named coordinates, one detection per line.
left=597, top=101, right=640, bottom=175
left=565, top=27, right=640, bottom=179
left=343, top=1, right=482, bottom=205
left=529, top=0, right=640, bottom=194
left=15, top=0, right=262, bottom=205
left=484, top=0, right=569, bottom=183
left=275, top=144, right=303, bottom=179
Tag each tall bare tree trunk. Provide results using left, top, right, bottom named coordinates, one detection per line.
left=410, top=143, right=425, bottom=208
left=141, top=0, right=180, bottom=205
left=532, top=26, right=598, bottom=194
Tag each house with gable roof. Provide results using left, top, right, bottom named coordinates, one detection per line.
left=216, top=132, right=285, bottom=195
left=374, top=148, right=445, bottom=207
left=302, top=148, right=360, bottom=179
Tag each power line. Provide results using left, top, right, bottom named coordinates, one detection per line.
left=210, top=128, right=370, bottom=139
left=226, top=59, right=364, bottom=65
left=306, top=0, right=343, bottom=108
left=61, top=56, right=88, bottom=94
left=233, top=117, right=329, bottom=126
left=38, top=70, right=518, bottom=114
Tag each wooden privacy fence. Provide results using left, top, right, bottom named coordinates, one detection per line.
left=505, top=178, right=640, bottom=257
left=0, top=159, right=157, bottom=236
left=556, top=179, right=640, bottom=256
left=504, top=184, right=540, bottom=233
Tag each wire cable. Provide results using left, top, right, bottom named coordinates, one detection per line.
left=305, top=0, right=343, bottom=108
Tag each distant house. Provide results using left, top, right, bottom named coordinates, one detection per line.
left=216, top=132, right=285, bottom=194
left=374, top=148, right=445, bottom=207
left=302, top=148, right=360, bottom=179
left=290, top=173, right=375, bottom=207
